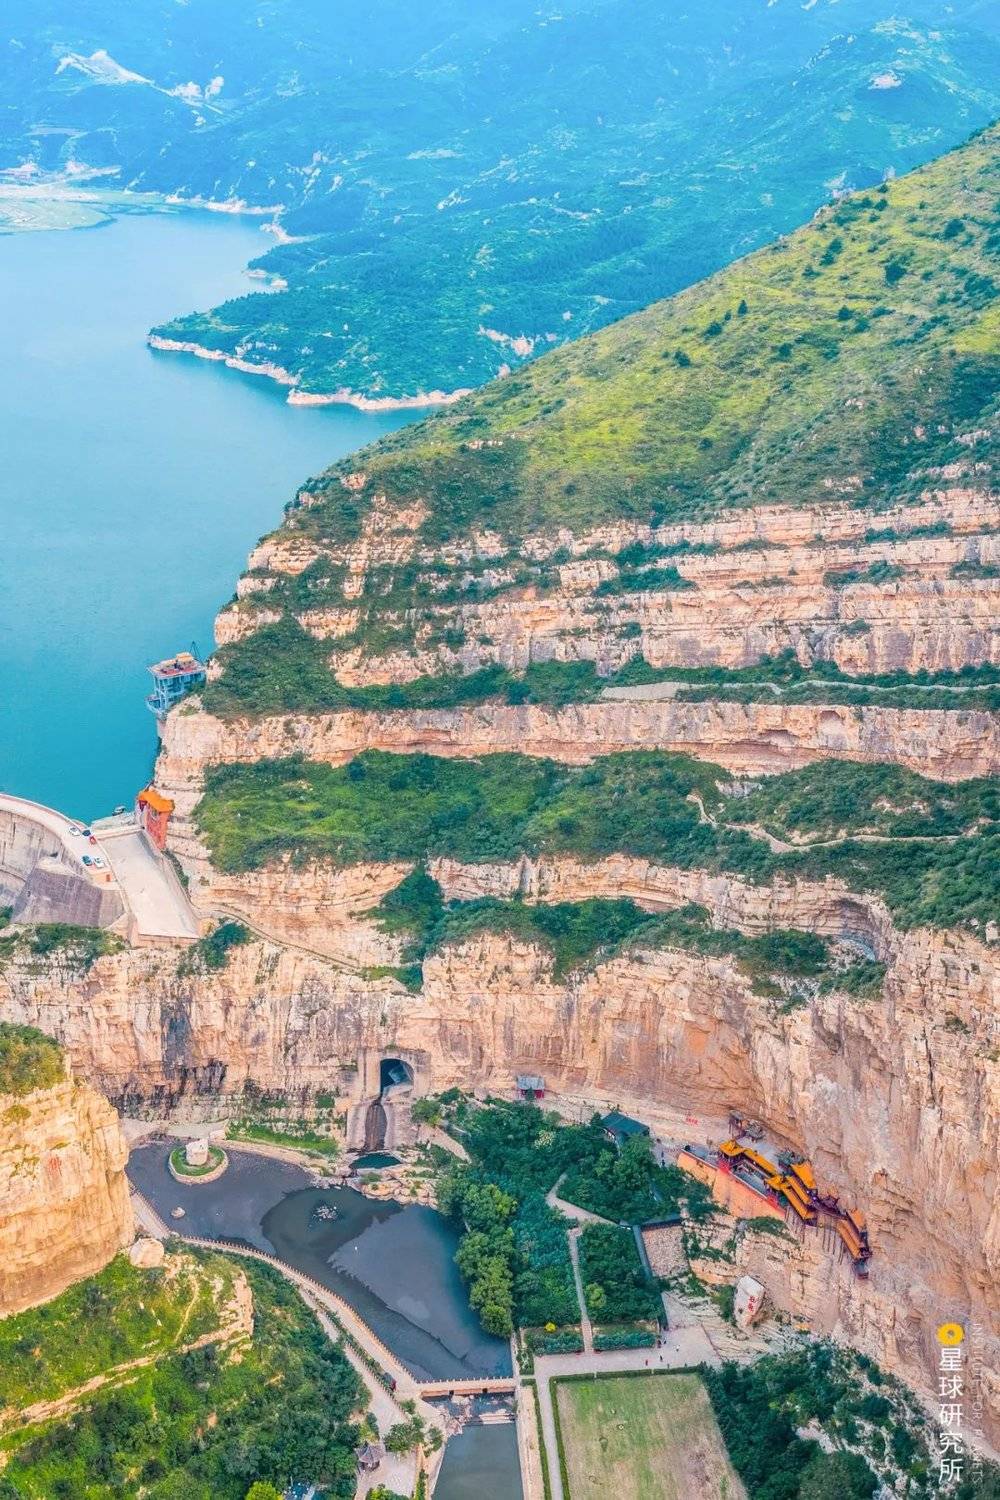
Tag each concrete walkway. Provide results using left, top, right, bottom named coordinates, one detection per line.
left=566, top=1229, right=593, bottom=1353
left=101, top=827, right=199, bottom=942
left=304, top=1293, right=418, bottom=1498
left=545, top=1173, right=614, bottom=1226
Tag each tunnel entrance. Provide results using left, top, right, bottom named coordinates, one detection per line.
left=362, top=1058, right=415, bottom=1151
left=380, top=1057, right=414, bottom=1092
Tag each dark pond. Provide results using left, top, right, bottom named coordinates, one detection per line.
left=352, top=1152, right=401, bottom=1169
left=127, top=1141, right=510, bottom=1382
left=434, top=1424, right=524, bottom=1500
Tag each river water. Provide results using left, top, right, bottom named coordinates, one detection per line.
left=0, top=205, right=414, bottom=819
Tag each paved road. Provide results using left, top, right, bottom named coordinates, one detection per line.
left=101, top=828, right=199, bottom=940
left=0, top=791, right=106, bottom=881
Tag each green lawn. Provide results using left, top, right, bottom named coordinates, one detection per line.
left=555, top=1372, right=745, bottom=1500
left=227, top=1121, right=341, bottom=1156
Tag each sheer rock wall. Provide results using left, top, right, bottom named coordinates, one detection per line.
left=0, top=1077, right=133, bottom=1317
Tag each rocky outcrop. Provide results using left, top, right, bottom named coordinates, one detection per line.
left=240, top=488, right=998, bottom=586
left=0, top=1076, right=133, bottom=1317
left=157, top=698, right=999, bottom=795
left=0, top=907, right=996, bottom=1442
left=302, top=571, right=997, bottom=684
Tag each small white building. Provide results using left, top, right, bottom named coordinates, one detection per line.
left=185, top=1138, right=210, bottom=1168
left=733, top=1274, right=767, bottom=1330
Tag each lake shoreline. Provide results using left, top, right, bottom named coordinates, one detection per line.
left=148, top=333, right=470, bottom=411
left=0, top=207, right=415, bottom=814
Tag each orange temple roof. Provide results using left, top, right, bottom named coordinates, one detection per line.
left=138, top=787, right=174, bottom=814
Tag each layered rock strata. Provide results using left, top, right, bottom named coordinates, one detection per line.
left=220, top=487, right=1000, bottom=682
left=157, top=698, right=999, bottom=794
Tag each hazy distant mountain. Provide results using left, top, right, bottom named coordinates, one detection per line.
left=5, top=0, right=1000, bottom=398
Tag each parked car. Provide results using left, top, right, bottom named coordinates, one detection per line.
left=81, top=855, right=93, bottom=866
left=91, top=857, right=106, bottom=869
left=68, top=825, right=81, bottom=835
left=88, top=835, right=98, bottom=845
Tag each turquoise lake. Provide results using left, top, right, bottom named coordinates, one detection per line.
left=0, top=207, right=414, bottom=819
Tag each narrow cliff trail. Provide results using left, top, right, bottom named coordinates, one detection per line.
left=2, top=1268, right=252, bottom=1436
left=688, top=790, right=988, bottom=853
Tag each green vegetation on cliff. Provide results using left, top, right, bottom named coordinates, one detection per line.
left=374, top=880, right=881, bottom=998
left=196, top=750, right=726, bottom=871
left=203, top=618, right=622, bottom=719
left=726, top=760, right=998, bottom=843
left=204, top=627, right=1000, bottom=721
left=0, top=1255, right=364, bottom=1500
left=177, top=921, right=252, bottom=977
left=196, top=750, right=999, bottom=930
left=0, top=925, right=123, bottom=975
left=0, top=1023, right=62, bottom=1097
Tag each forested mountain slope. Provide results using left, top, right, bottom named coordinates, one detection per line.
left=205, top=121, right=1000, bottom=701
left=165, top=122, right=1000, bottom=941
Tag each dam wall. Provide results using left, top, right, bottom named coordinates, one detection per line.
left=0, top=796, right=123, bottom=928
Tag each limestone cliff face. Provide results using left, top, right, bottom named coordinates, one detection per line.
left=0, top=907, right=996, bottom=1441
left=157, top=698, right=999, bottom=799
left=0, top=1077, right=133, bottom=1317
left=172, top=847, right=897, bottom=968
left=221, top=486, right=1000, bottom=683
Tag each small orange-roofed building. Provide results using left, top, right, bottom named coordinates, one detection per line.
left=137, top=787, right=174, bottom=850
